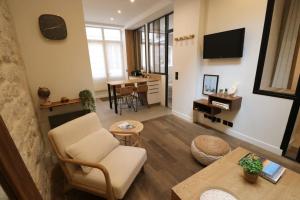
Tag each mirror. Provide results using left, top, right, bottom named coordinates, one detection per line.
left=254, top=0, right=300, bottom=99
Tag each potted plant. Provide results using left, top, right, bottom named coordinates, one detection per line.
left=239, top=153, right=263, bottom=183
left=79, top=90, right=96, bottom=112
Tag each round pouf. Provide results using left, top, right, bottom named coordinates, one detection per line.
left=191, top=135, right=230, bottom=166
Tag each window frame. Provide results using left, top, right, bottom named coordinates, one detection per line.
left=147, top=12, right=174, bottom=75
left=133, top=25, right=147, bottom=72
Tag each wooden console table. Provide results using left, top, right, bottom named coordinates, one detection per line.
left=40, top=98, right=80, bottom=111
left=172, top=147, right=300, bottom=200
left=193, top=94, right=242, bottom=116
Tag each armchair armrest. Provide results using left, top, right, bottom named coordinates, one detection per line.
left=48, top=133, right=116, bottom=200
left=60, top=157, right=116, bottom=200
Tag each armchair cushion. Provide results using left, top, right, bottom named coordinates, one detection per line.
left=72, top=145, right=147, bottom=199
left=65, top=128, right=120, bottom=173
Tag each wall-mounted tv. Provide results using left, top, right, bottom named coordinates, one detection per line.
left=203, top=28, right=245, bottom=59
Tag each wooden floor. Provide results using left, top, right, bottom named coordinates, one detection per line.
left=51, top=115, right=300, bottom=200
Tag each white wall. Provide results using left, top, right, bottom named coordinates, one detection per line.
left=8, top=0, right=94, bottom=106
left=172, top=0, right=207, bottom=120
left=172, top=0, right=293, bottom=154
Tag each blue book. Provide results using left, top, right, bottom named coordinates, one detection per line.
left=263, top=161, right=281, bottom=177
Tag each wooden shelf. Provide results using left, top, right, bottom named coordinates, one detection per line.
left=193, top=99, right=222, bottom=115
left=193, top=94, right=242, bottom=117
left=208, top=94, right=242, bottom=111
left=40, top=98, right=81, bottom=111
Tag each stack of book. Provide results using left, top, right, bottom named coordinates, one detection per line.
left=260, top=158, right=286, bottom=183
left=211, top=101, right=230, bottom=110
left=239, top=153, right=286, bottom=184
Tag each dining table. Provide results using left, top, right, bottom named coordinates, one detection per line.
left=106, top=77, right=160, bottom=114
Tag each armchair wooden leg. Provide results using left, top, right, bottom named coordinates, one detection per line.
left=106, top=184, right=116, bottom=200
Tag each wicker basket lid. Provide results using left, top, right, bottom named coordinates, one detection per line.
left=194, top=135, right=230, bottom=156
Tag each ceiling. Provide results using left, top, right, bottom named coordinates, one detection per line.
left=82, top=0, right=173, bottom=28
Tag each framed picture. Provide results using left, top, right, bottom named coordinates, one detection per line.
left=202, top=74, right=219, bottom=95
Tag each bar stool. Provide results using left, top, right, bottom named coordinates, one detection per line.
left=125, top=83, right=136, bottom=95
left=134, top=82, right=146, bottom=98
left=125, top=83, right=135, bottom=87
left=110, top=84, right=121, bottom=109
left=118, top=86, right=135, bottom=115
left=137, top=82, right=147, bottom=86
left=134, top=84, right=148, bottom=111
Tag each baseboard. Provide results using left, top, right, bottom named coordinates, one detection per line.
left=224, top=129, right=283, bottom=155
left=172, top=110, right=283, bottom=155
left=172, top=110, right=193, bottom=123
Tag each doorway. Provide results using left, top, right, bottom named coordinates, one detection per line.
left=147, top=12, right=174, bottom=108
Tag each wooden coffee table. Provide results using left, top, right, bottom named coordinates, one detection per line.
left=109, top=120, right=144, bottom=147
left=172, top=147, right=300, bottom=200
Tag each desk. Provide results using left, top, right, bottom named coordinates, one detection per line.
left=172, top=147, right=300, bottom=200
left=107, top=78, right=160, bottom=114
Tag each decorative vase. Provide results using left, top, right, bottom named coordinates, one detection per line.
left=60, top=97, right=69, bottom=103
left=38, top=87, right=51, bottom=105
left=243, top=169, right=259, bottom=183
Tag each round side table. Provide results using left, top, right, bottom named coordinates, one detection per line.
left=109, top=120, right=144, bottom=147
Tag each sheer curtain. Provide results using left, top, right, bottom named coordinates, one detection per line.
left=272, top=0, right=300, bottom=88
left=86, top=26, right=125, bottom=91
left=105, top=42, right=124, bottom=79
left=87, top=41, right=107, bottom=91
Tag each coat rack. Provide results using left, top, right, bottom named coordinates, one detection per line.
left=174, top=34, right=195, bottom=41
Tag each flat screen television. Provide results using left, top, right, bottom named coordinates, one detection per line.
left=203, top=28, right=245, bottom=59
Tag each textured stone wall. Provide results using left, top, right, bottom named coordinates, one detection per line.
left=0, top=0, right=51, bottom=198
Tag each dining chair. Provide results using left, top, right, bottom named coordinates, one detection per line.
left=118, top=86, right=135, bottom=115
left=134, top=85, right=148, bottom=111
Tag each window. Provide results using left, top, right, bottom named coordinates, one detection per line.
left=133, top=26, right=146, bottom=71
left=140, top=27, right=146, bottom=71
left=148, top=13, right=173, bottom=74
left=86, top=27, right=103, bottom=40
left=87, top=42, right=106, bottom=79
left=104, top=29, right=121, bottom=41
left=86, top=26, right=125, bottom=91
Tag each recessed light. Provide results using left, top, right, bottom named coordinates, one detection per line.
left=110, top=17, right=114, bottom=21
left=130, top=0, right=135, bottom=3
left=117, top=10, right=122, bottom=14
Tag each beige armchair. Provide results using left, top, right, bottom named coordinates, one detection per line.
left=48, top=113, right=147, bottom=200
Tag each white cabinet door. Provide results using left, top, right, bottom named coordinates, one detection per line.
left=147, top=81, right=161, bottom=104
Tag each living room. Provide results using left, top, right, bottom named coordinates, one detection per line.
left=0, top=0, right=300, bottom=199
